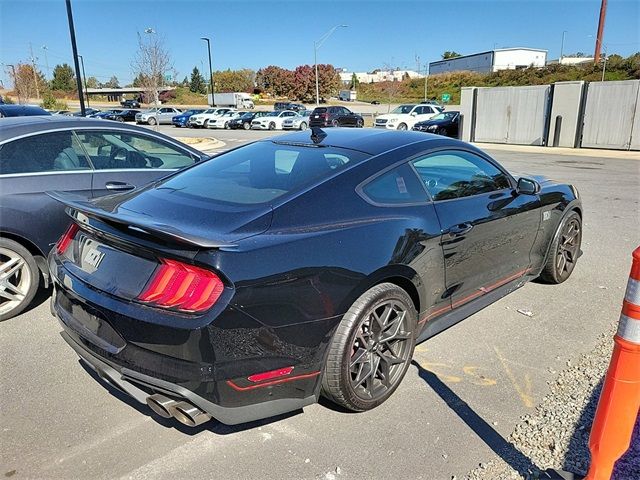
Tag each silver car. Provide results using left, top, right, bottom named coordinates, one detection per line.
left=282, top=110, right=312, bottom=130
left=135, top=107, right=183, bottom=126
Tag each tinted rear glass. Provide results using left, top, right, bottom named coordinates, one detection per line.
left=157, top=141, right=369, bottom=205
left=313, top=108, right=328, bottom=113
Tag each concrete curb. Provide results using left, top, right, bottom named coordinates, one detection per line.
left=473, top=142, right=639, bottom=160
left=174, top=137, right=226, bottom=153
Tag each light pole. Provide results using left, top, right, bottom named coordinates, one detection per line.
left=200, top=37, right=214, bottom=106
left=65, top=0, right=85, bottom=116
left=314, top=25, right=347, bottom=106
left=77, top=54, right=89, bottom=108
left=560, top=31, right=567, bottom=63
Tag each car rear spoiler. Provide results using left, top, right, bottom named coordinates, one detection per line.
left=46, top=191, right=236, bottom=249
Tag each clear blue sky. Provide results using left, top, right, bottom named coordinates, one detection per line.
left=1, top=0, right=638, bottom=87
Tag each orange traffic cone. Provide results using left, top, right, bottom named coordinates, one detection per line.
left=585, top=246, right=640, bottom=480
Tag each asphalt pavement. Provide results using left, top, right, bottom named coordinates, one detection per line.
left=1, top=127, right=638, bottom=479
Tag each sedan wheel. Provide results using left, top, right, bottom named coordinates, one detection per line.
left=397, top=123, right=407, bottom=131
left=243, top=122, right=250, bottom=130
left=331, top=119, right=339, bottom=127
left=0, top=239, right=39, bottom=321
left=437, top=127, right=447, bottom=136
left=299, top=122, right=308, bottom=131
left=539, top=211, right=582, bottom=284
left=148, top=117, right=157, bottom=126
left=269, top=122, right=276, bottom=130
left=322, top=283, right=417, bottom=411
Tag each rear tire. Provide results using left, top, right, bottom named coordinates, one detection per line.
left=321, top=283, right=417, bottom=412
left=0, top=238, right=39, bottom=321
left=331, top=119, right=339, bottom=127
left=356, top=118, right=364, bottom=128
left=539, top=211, right=582, bottom=284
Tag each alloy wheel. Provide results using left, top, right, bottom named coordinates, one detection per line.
left=0, top=247, right=32, bottom=317
left=556, top=218, right=581, bottom=279
left=348, top=300, right=413, bottom=401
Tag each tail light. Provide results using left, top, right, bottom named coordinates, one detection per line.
left=56, top=223, right=79, bottom=255
left=137, top=258, right=224, bottom=313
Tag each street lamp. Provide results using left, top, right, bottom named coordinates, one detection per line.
left=200, top=37, right=214, bottom=106
left=42, top=45, right=50, bottom=78
left=560, top=31, right=568, bottom=63
left=314, top=25, right=347, bottom=106
left=77, top=54, right=89, bottom=107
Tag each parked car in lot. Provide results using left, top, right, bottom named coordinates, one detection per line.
left=274, top=102, right=306, bottom=112
left=412, top=111, right=460, bottom=138
left=208, top=110, right=242, bottom=129
left=121, top=99, right=141, bottom=108
left=228, top=111, right=268, bottom=130
left=282, top=109, right=312, bottom=130
left=71, top=108, right=101, bottom=117
left=188, top=108, right=235, bottom=128
left=47, top=128, right=582, bottom=427
left=50, top=110, right=71, bottom=115
left=0, top=105, right=51, bottom=117
left=171, top=109, right=205, bottom=128
left=89, top=109, right=123, bottom=119
left=105, top=109, right=139, bottom=122
left=136, top=107, right=183, bottom=126
left=374, top=104, right=442, bottom=130
left=309, top=106, right=364, bottom=128
left=0, top=116, right=207, bottom=320
left=251, top=110, right=298, bottom=130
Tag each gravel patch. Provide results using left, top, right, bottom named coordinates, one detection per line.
left=463, top=324, right=640, bottom=480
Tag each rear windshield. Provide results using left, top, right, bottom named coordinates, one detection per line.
left=156, top=141, right=370, bottom=205
left=313, top=108, right=328, bottom=114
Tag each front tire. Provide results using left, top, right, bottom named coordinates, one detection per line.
left=243, top=122, right=250, bottom=130
left=147, top=117, right=157, bottom=126
left=0, top=238, right=39, bottom=321
left=539, top=211, right=582, bottom=284
left=321, top=283, right=417, bottom=412
left=268, top=122, right=276, bottom=130
left=299, top=122, right=308, bottom=131
left=397, top=123, right=407, bottom=131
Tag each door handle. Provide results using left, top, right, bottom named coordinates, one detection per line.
left=105, top=182, right=135, bottom=191
left=447, top=223, right=474, bottom=237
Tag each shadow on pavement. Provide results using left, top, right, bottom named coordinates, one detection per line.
left=411, top=360, right=542, bottom=477
left=79, top=360, right=302, bottom=436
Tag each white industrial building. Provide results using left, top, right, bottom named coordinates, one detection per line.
left=339, top=69, right=424, bottom=84
left=547, top=56, right=594, bottom=65
left=428, top=48, right=547, bottom=74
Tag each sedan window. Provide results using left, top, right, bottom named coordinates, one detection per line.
left=0, top=131, right=90, bottom=174
left=74, top=131, right=197, bottom=170
left=412, top=150, right=511, bottom=201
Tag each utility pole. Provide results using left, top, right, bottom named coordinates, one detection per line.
left=29, top=43, right=40, bottom=99
left=65, top=0, right=85, bottom=116
left=424, top=65, right=428, bottom=101
left=314, top=25, right=347, bottom=106
left=560, top=31, right=567, bottom=63
left=593, top=0, right=607, bottom=63
left=77, top=54, right=89, bottom=107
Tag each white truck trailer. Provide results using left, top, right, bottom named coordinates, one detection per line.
left=209, top=92, right=254, bottom=109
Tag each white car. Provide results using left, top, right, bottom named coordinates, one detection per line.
left=135, top=107, right=182, bottom=126
left=374, top=104, right=442, bottom=130
left=282, top=109, right=312, bottom=130
left=189, top=108, right=236, bottom=128
left=251, top=110, right=299, bottom=130
left=208, top=111, right=243, bottom=129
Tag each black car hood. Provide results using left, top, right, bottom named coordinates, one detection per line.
left=416, top=118, right=451, bottom=127
left=48, top=189, right=273, bottom=249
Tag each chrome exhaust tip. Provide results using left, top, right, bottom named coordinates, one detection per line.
left=170, top=401, right=212, bottom=427
left=146, top=394, right=179, bottom=419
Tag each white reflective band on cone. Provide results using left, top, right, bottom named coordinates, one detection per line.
left=617, top=314, right=640, bottom=344
left=625, top=278, right=640, bottom=306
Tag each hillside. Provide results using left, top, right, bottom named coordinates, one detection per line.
left=355, top=53, right=640, bottom=104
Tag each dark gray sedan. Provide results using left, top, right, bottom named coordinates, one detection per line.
left=0, top=116, right=207, bottom=320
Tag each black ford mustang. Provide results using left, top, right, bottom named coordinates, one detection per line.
left=48, top=129, right=582, bottom=427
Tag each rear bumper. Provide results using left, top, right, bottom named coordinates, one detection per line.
left=60, top=328, right=317, bottom=425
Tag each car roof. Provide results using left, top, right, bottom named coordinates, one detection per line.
left=0, top=116, right=195, bottom=151
left=262, top=128, right=465, bottom=156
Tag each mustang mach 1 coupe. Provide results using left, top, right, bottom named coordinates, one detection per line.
left=48, top=128, right=582, bottom=427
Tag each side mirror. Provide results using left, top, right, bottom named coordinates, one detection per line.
left=516, top=177, right=540, bottom=195
left=410, top=112, right=417, bottom=116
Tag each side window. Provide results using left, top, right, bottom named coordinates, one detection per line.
left=0, top=131, right=90, bottom=174
left=413, top=106, right=423, bottom=115
left=412, top=150, right=511, bottom=201
left=361, top=163, right=429, bottom=205
left=75, top=131, right=196, bottom=170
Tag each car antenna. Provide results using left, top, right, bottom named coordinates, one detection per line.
left=310, top=127, right=327, bottom=144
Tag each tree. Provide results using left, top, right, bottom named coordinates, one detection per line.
left=86, top=76, right=99, bottom=88
left=255, top=65, right=294, bottom=97
left=12, top=63, right=47, bottom=103
left=442, top=51, right=462, bottom=59
left=189, top=66, right=206, bottom=94
left=316, top=64, right=341, bottom=100
left=131, top=32, right=173, bottom=105
left=181, top=76, right=189, bottom=87
left=104, top=75, right=120, bottom=88
left=292, top=65, right=315, bottom=101
left=50, top=63, right=76, bottom=91
left=213, top=68, right=255, bottom=93
left=350, top=72, right=359, bottom=90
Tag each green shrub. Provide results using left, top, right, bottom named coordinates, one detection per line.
left=41, top=92, right=68, bottom=110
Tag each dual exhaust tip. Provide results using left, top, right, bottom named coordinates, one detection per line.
left=146, top=393, right=211, bottom=427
